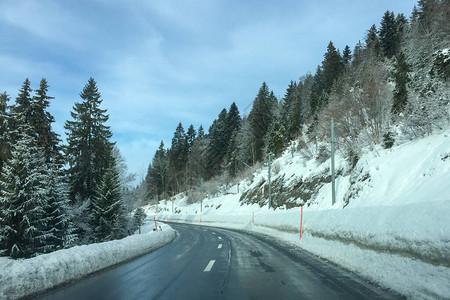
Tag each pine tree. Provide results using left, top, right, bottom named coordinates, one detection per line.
left=226, top=102, right=241, bottom=139
left=322, top=41, right=344, bottom=91
left=65, top=78, right=115, bottom=203
left=11, top=79, right=33, bottom=125
left=64, top=78, right=115, bottom=243
left=92, top=161, right=126, bottom=241
left=226, top=130, right=239, bottom=178
left=309, top=42, right=344, bottom=117
left=352, top=40, right=365, bottom=67
left=197, top=125, right=205, bottom=140
left=343, top=45, right=352, bottom=64
left=248, top=82, right=277, bottom=163
left=8, top=79, right=33, bottom=148
left=31, top=78, right=62, bottom=165
left=168, top=123, right=188, bottom=192
left=234, top=117, right=253, bottom=170
left=0, top=117, right=47, bottom=258
left=280, top=80, right=297, bottom=138
left=0, top=92, right=10, bottom=174
left=266, top=116, right=286, bottom=157
left=146, top=141, right=168, bottom=199
left=186, top=124, right=196, bottom=153
left=365, top=24, right=381, bottom=57
left=310, top=66, right=324, bottom=116
left=289, top=81, right=305, bottom=138
left=280, top=80, right=304, bottom=140
left=395, top=13, right=407, bottom=42
left=205, top=109, right=229, bottom=179
left=417, top=0, right=439, bottom=29
left=379, top=11, right=398, bottom=58
left=186, top=134, right=208, bottom=185
left=392, top=52, right=412, bottom=114
left=224, top=102, right=242, bottom=178
left=40, top=165, right=76, bottom=252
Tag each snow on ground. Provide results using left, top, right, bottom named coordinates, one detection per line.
left=150, top=128, right=450, bottom=299
left=0, top=221, right=175, bottom=300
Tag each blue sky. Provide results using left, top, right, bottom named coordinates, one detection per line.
left=0, top=0, right=418, bottom=182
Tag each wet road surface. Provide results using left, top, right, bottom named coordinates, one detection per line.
left=34, top=223, right=400, bottom=299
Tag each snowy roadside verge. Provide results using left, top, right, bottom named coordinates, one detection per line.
left=0, top=223, right=175, bottom=300
left=160, top=213, right=450, bottom=299
left=162, top=201, right=450, bottom=268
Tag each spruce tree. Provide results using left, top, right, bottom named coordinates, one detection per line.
left=0, top=92, right=10, bottom=174
left=146, top=141, right=168, bottom=199
left=226, top=130, right=239, bottom=178
left=392, top=52, right=412, bottom=114
left=65, top=78, right=115, bottom=203
left=365, top=24, right=381, bottom=57
left=31, top=78, right=62, bottom=165
left=11, top=79, right=33, bottom=125
left=322, top=41, right=344, bottom=92
left=206, top=109, right=229, bottom=179
left=234, top=117, right=253, bottom=169
left=0, top=116, right=47, bottom=258
left=266, top=117, right=286, bottom=157
left=40, top=165, right=76, bottom=251
left=308, top=42, right=344, bottom=118
left=248, top=82, right=277, bottom=163
left=186, top=133, right=208, bottom=185
left=197, top=125, right=205, bottom=140
left=352, top=41, right=365, bottom=66
left=186, top=124, right=196, bottom=153
left=226, top=102, right=241, bottom=139
left=92, top=161, right=126, bottom=241
left=289, top=82, right=304, bottom=138
left=224, top=102, right=242, bottom=178
left=168, top=123, right=188, bottom=192
left=64, top=78, right=114, bottom=243
left=417, top=0, right=439, bottom=29
left=343, top=45, right=352, bottom=64
left=310, top=66, right=324, bottom=116
left=379, top=11, right=398, bottom=58
left=280, top=80, right=297, bottom=139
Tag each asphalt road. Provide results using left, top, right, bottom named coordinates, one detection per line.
left=34, top=223, right=400, bottom=299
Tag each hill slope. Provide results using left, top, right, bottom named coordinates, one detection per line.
left=150, top=127, right=450, bottom=299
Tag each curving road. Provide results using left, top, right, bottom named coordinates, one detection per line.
left=34, top=223, right=400, bottom=299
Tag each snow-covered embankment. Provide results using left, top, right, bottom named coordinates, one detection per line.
left=0, top=222, right=175, bottom=300
left=151, top=128, right=450, bottom=299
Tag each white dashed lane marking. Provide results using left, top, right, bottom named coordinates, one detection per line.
left=218, top=244, right=222, bottom=249
left=203, top=260, right=216, bottom=272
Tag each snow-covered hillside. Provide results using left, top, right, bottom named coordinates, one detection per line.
left=0, top=223, right=175, bottom=300
left=150, top=128, right=450, bottom=299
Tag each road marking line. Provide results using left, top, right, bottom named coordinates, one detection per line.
left=218, top=237, right=222, bottom=240
left=218, top=244, right=222, bottom=249
left=203, top=260, right=215, bottom=272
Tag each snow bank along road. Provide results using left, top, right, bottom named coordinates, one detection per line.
left=34, top=223, right=400, bottom=299
left=0, top=224, right=175, bottom=300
